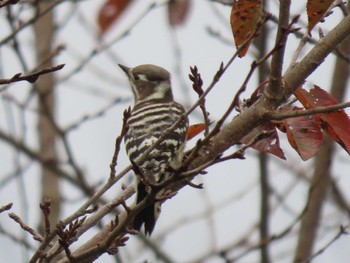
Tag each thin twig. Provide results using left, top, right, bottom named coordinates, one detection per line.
left=0, top=64, right=65, bottom=86
left=110, top=107, right=130, bottom=178
left=266, top=101, right=350, bottom=121
left=0, top=203, right=13, bottom=214
left=0, top=0, right=63, bottom=46
left=65, top=98, right=126, bottom=132
left=0, top=224, right=36, bottom=251
left=189, top=66, right=210, bottom=135
left=59, top=1, right=164, bottom=83
left=8, top=212, right=44, bottom=242
left=196, top=16, right=274, bottom=160
left=0, top=128, right=89, bottom=192
left=40, top=200, right=52, bottom=237
left=182, top=15, right=272, bottom=171
left=28, top=163, right=133, bottom=263
left=304, top=225, right=348, bottom=263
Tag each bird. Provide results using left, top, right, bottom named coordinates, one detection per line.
left=119, top=64, right=189, bottom=235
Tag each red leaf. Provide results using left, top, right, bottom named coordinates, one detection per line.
left=241, top=122, right=286, bottom=159
left=307, top=0, right=335, bottom=34
left=230, top=0, right=263, bottom=57
left=97, top=0, right=132, bottom=35
left=294, top=86, right=350, bottom=155
left=168, top=0, right=191, bottom=27
left=186, top=123, right=206, bottom=140
left=278, top=107, right=324, bottom=161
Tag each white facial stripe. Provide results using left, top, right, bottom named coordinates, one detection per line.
left=129, top=80, right=139, bottom=101
left=145, top=82, right=170, bottom=100
left=137, top=74, right=148, bottom=81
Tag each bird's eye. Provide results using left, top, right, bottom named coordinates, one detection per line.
left=133, top=74, right=140, bottom=80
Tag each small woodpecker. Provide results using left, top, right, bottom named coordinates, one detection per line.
left=119, top=64, right=188, bottom=235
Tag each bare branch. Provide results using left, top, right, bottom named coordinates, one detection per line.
left=189, top=66, right=210, bottom=135
left=0, top=203, right=13, bottom=214
left=0, top=128, right=89, bottom=192
left=268, top=0, right=291, bottom=98
left=0, top=224, right=36, bottom=251
left=0, top=1, right=63, bottom=46
left=266, top=101, right=350, bottom=120
left=110, top=107, right=131, bottom=178
left=186, top=12, right=350, bottom=173
left=0, top=64, right=65, bottom=86
left=40, top=200, right=52, bottom=237
left=305, top=225, right=349, bottom=263
left=8, top=212, right=44, bottom=242
left=0, top=0, right=20, bottom=9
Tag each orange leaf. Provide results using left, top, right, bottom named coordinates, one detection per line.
left=294, top=86, right=350, bottom=155
left=278, top=107, right=324, bottom=161
left=307, top=0, right=335, bottom=34
left=241, top=122, right=286, bottom=159
left=230, top=0, right=262, bottom=57
left=97, top=0, right=132, bottom=35
left=187, top=123, right=206, bottom=140
left=168, top=0, right=191, bottom=27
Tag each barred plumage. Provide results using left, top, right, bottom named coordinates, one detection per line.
left=119, top=64, right=188, bottom=235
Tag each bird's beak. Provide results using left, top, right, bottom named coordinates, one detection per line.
left=118, top=64, right=130, bottom=74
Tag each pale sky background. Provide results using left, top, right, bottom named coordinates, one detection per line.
left=0, top=0, right=350, bottom=262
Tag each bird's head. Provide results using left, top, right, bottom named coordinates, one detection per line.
left=118, top=64, right=174, bottom=104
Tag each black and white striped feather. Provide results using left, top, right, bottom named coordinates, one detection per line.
left=120, top=64, right=188, bottom=235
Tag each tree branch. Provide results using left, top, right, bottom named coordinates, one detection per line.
left=50, top=12, right=350, bottom=262
left=0, top=64, right=64, bottom=86
left=268, top=0, right=291, bottom=99
left=266, top=101, right=350, bottom=120
left=188, top=13, right=350, bottom=171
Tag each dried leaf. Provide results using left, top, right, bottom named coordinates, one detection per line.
left=294, top=86, right=350, bottom=155
left=307, top=0, right=335, bottom=34
left=278, top=107, right=324, bottom=160
left=98, top=0, right=132, bottom=35
left=230, top=0, right=262, bottom=57
left=241, top=122, right=286, bottom=159
left=168, top=0, right=191, bottom=27
left=186, top=123, right=206, bottom=140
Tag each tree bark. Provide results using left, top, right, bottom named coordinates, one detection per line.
left=33, top=2, right=61, bottom=231
left=294, top=4, right=350, bottom=262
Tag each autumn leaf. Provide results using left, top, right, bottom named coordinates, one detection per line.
left=187, top=123, right=206, bottom=140
left=97, top=0, right=132, bottom=35
left=168, top=0, right=191, bottom=27
left=241, top=122, right=286, bottom=159
left=277, top=107, right=324, bottom=161
left=230, top=0, right=262, bottom=57
left=307, top=0, right=335, bottom=34
left=294, top=86, right=350, bottom=155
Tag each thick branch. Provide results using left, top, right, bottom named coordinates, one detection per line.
left=268, top=0, right=291, bottom=98
left=294, top=137, right=333, bottom=262
left=33, top=1, right=61, bottom=231
left=55, top=13, right=350, bottom=262
left=189, top=13, right=350, bottom=170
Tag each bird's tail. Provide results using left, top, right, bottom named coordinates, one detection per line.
left=133, top=181, right=161, bottom=236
